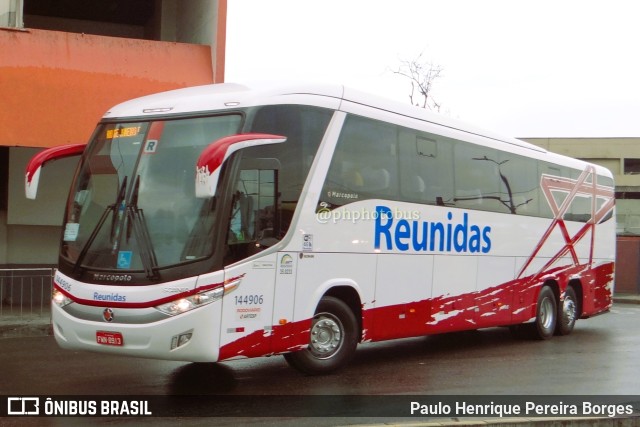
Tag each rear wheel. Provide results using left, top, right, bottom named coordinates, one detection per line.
left=556, top=286, right=578, bottom=336
left=284, top=296, right=358, bottom=375
left=532, top=285, right=557, bottom=340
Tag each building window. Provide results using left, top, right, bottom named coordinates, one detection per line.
left=0, top=0, right=23, bottom=28
left=616, top=191, right=640, bottom=200
left=624, top=158, right=640, bottom=175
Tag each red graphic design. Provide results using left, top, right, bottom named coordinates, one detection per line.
left=218, top=166, right=615, bottom=361
left=518, top=165, right=615, bottom=280
left=218, top=262, right=613, bottom=361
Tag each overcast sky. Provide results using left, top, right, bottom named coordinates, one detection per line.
left=225, top=0, right=640, bottom=138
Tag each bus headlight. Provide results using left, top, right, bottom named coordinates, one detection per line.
left=155, top=287, right=224, bottom=316
left=52, top=288, right=73, bottom=307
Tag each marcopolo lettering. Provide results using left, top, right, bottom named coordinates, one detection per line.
left=374, top=205, right=491, bottom=253
left=93, top=273, right=133, bottom=282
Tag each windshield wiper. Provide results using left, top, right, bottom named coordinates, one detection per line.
left=111, top=176, right=128, bottom=253
left=73, top=177, right=128, bottom=275
left=127, top=175, right=159, bottom=279
left=72, top=176, right=158, bottom=280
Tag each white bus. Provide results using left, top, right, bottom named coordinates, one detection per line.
left=26, top=83, right=615, bottom=375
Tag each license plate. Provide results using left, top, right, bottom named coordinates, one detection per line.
left=96, top=331, right=124, bottom=346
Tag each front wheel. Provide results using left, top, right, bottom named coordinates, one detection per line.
left=556, top=286, right=578, bottom=336
left=532, top=285, right=557, bottom=340
left=284, top=296, right=358, bottom=375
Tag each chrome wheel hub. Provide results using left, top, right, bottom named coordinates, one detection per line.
left=309, top=313, right=343, bottom=359
left=563, top=297, right=576, bottom=325
left=540, top=297, right=554, bottom=330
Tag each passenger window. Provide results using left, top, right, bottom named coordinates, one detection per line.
left=567, top=169, right=594, bottom=223
left=320, top=115, right=398, bottom=209
left=539, top=163, right=570, bottom=219
left=398, top=130, right=454, bottom=207
left=498, top=152, right=540, bottom=216
left=247, top=105, right=332, bottom=228
left=319, top=112, right=601, bottom=222
left=453, top=144, right=502, bottom=212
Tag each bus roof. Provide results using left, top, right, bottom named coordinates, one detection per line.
left=103, top=82, right=544, bottom=153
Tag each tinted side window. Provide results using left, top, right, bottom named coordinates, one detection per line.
left=223, top=105, right=333, bottom=265
left=539, top=162, right=571, bottom=220
left=319, top=113, right=609, bottom=222
left=398, top=129, right=454, bottom=207
left=247, top=105, right=332, bottom=204
left=498, top=152, right=541, bottom=216
left=453, top=143, right=502, bottom=212
left=320, top=115, right=398, bottom=209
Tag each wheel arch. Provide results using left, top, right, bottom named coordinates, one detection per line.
left=300, top=278, right=364, bottom=341
left=542, top=279, right=560, bottom=304
left=540, top=277, right=583, bottom=317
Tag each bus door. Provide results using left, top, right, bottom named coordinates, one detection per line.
left=219, top=159, right=280, bottom=359
left=220, top=254, right=277, bottom=359
left=271, top=251, right=299, bottom=353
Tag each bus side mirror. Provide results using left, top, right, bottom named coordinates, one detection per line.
left=195, top=133, right=286, bottom=198
left=25, top=143, right=86, bottom=199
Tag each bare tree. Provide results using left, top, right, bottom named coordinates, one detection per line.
left=393, top=53, right=443, bottom=111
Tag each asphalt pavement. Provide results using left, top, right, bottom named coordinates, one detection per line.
left=2, top=295, right=640, bottom=426
left=0, top=308, right=51, bottom=338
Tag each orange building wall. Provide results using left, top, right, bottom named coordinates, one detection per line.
left=0, top=28, right=218, bottom=148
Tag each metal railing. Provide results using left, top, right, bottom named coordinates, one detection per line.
left=0, top=268, right=54, bottom=319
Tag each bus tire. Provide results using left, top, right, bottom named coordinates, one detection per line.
left=284, top=296, right=358, bottom=375
left=532, top=285, right=557, bottom=340
left=556, top=286, right=578, bottom=336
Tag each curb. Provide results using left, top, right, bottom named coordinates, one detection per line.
left=613, top=295, right=640, bottom=305
left=0, top=321, right=52, bottom=338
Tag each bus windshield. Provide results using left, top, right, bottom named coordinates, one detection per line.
left=61, top=115, right=242, bottom=275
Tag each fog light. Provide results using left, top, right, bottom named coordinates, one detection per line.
left=170, top=330, right=193, bottom=350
